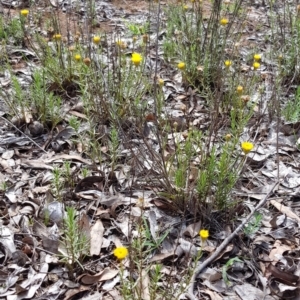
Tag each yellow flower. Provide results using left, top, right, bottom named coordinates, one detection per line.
left=236, top=85, right=243, bottom=94
left=253, top=62, right=260, bottom=70
left=253, top=54, right=261, bottom=61
left=224, top=60, right=232, bottom=68
left=113, top=247, right=128, bottom=260
left=20, top=9, right=29, bottom=17
left=158, top=78, right=164, bottom=87
left=53, top=34, right=62, bottom=41
left=183, top=4, right=188, bottom=10
left=131, top=52, right=142, bottom=66
left=74, top=54, right=81, bottom=61
left=93, top=36, right=101, bottom=44
left=220, top=18, right=229, bottom=26
left=177, top=62, right=185, bottom=70
left=199, top=229, right=209, bottom=241
left=241, top=142, right=254, bottom=154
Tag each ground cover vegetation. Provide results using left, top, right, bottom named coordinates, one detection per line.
left=0, top=0, right=300, bottom=299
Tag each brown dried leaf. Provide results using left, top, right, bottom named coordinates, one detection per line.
left=270, top=200, right=300, bottom=223
left=78, top=268, right=118, bottom=285
left=90, top=219, right=104, bottom=256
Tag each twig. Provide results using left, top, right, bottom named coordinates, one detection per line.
left=0, top=116, right=47, bottom=153
left=183, top=181, right=279, bottom=300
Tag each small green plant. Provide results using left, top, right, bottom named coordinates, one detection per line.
left=0, top=181, right=7, bottom=192
left=60, top=207, right=89, bottom=279
left=125, top=20, right=149, bottom=36
left=283, top=86, right=300, bottom=122
left=222, top=257, right=243, bottom=286
left=0, top=16, right=24, bottom=44
left=244, top=212, right=262, bottom=236
left=52, top=166, right=64, bottom=201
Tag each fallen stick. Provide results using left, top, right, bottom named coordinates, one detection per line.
left=184, top=181, right=279, bottom=300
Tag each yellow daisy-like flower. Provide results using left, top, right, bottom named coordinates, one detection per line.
left=177, top=62, right=186, bottom=70
left=113, top=247, right=128, bottom=260
left=93, top=36, right=101, bottom=45
left=20, top=9, right=29, bottom=17
left=74, top=54, right=81, bottom=61
left=253, top=62, right=260, bottom=70
left=199, top=229, right=209, bottom=241
left=53, top=34, right=62, bottom=41
left=253, top=54, right=261, bottom=61
left=224, top=60, right=232, bottom=68
left=220, top=18, right=229, bottom=26
left=241, top=141, right=254, bottom=154
left=131, top=52, right=142, bottom=66
left=183, top=4, right=188, bottom=10
left=158, top=78, right=164, bottom=87
left=236, top=85, right=243, bottom=94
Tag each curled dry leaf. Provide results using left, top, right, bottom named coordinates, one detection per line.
left=78, top=268, right=119, bottom=285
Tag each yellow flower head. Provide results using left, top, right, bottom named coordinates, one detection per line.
left=113, top=246, right=128, bottom=260
left=93, top=36, right=101, bottom=45
left=20, top=9, right=29, bottom=17
left=220, top=18, right=229, bottom=26
left=131, top=52, right=142, bottom=66
left=74, top=54, right=81, bottom=61
left=53, top=34, right=62, bottom=41
left=183, top=4, right=188, bottom=10
left=158, top=78, right=164, bottom=87
left=253, top=54, right=261, bottom=61
left=253, top=62, right=260, bottom=70
left=199, top=229, right=209, bottom=241
left=177, top=62, right=186, bottom=70
left=236, top=85, right=243, bottom=94
left=224, top=60, right=232, bottom=68
left=241, top=141, right=254, bottom=154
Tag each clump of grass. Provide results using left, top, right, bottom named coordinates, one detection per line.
left=60, top=207, right=89, bottom=279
